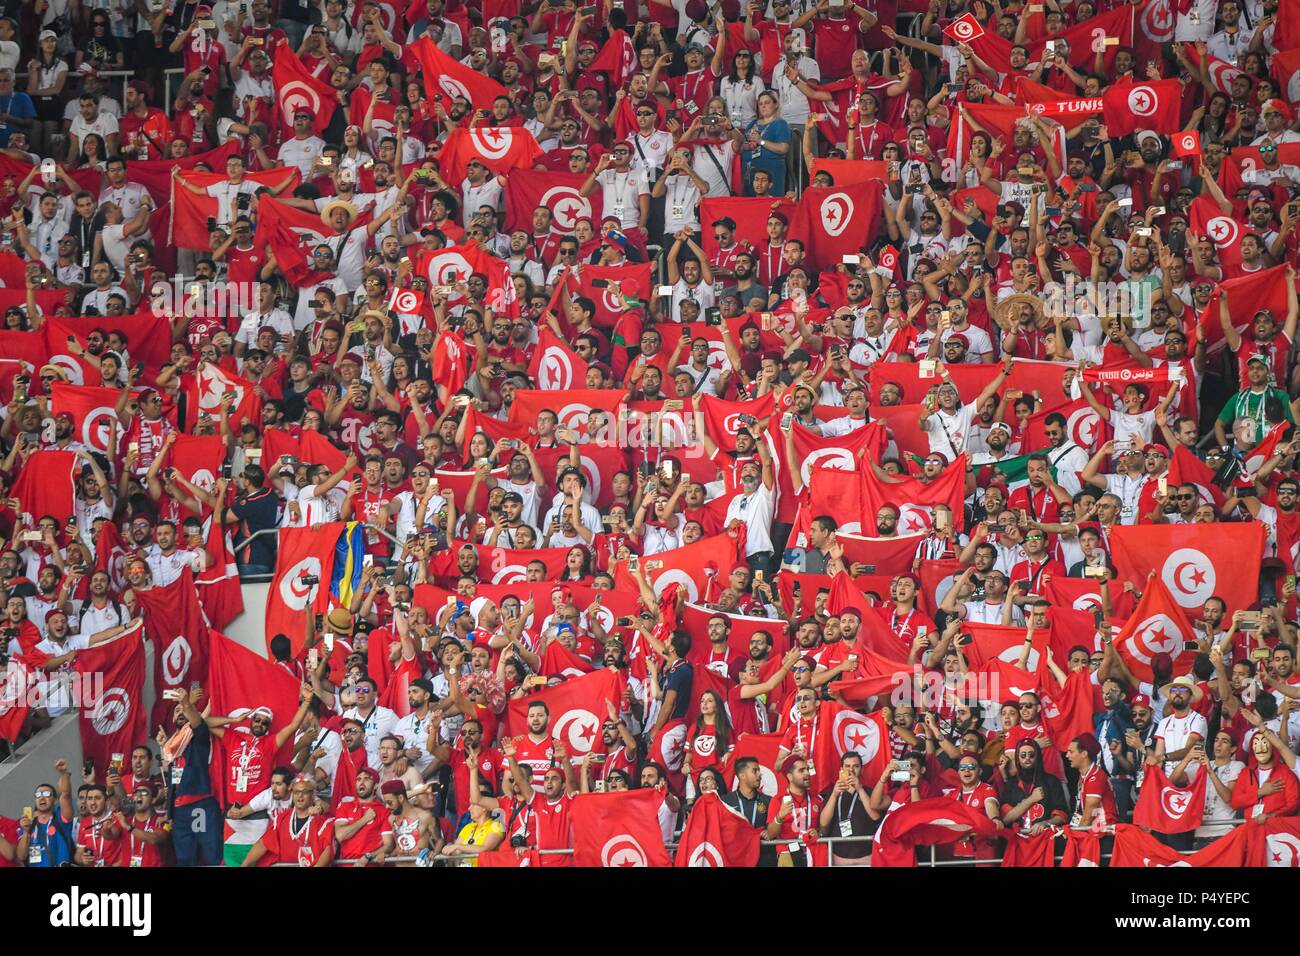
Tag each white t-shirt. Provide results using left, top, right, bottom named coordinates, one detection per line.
left=724, top=482, right=775, bottom=555
left=277, top=135, right=326, bottom=179
left=595, top=168, right=649, bottom=230
left=923, top=402, right=977, bottom=459
left=70, top=111, right=119, bottom=148
left=1156, top=710, right=1208, bottom=779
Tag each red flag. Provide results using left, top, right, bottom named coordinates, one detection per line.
left=93, top=520, right=132, bottom=597
left=206, top=630, right=302, bottom=807
left=527, top=326, right=590, bottom=392
left=832, top=532, right=928, bottom=575
left=1100, top=80, right=1182, bottom=137
left=1109, top=823, right=1189, bottom=866
left=576, top=263, right=655, bottom=327
left=699, top=393, right=776, bottom=453
left=724, top=733, right=788, bottom=799
left=942, top=12, right=985, bottom=42
left=835, top=646, right=914, bottom=705
left=788, top=181, right=883, bottom=270
left=508, top=387, right=626, bottom=438
left=1164, top=444, right=1226, bottom=511
left=163, top=433, right=224, bottom=492
left=1109, top=572, right=1199, bottom=683
left=611, top=533, right=742, bottom=604
left=261, top=428, right=347, bottom=473
left=136, top=569, right=211, bottom=731
left=195, top=512, right=243, bottom=632
left=11, top=449, right=77, bottom=525
left=1040, top=668, right=1099, bottom=751
left=430, top=330, right=470, bottom=397
left=963, top=622, right=1053, bottom=672
left=74, top=622, right=148, bottom=785
left=504, top=669, right=623, bottom=765
left=1172, top=129, right=1202, bottom=159
left=388, top=286, right=426, bottom=316
left=49, top=383, right=121, bottom=456
left=503, top=168, right=601, bottom=235
left=1276, top=0, right=1300, bottom=52
left=171, top=167, right=300, bottom=250
left=1021, top=395, right=1105, bottom=455
left=698, top=196, right=798, bottom=264
left=1001, top=830, right=1056, bottom=867
left=1188, top=195, right=1243, bottom=270
left=674, top=791, right=761, bottom=867
left=1110, top=523, right=1265, bottom=618
left=44, top=314, right=174, bottom=379
left=537, top=640, right=596, bottom=679
left=0, top=654, right=42, bottom=743
left=681, top=602, right=790, bottom=660
left=871, top=797, right=999, bottom=867
left=185, top=362, right=262, bottom=433
left=272, top=49, right=337, bottom=137
left=588, top=29, right=637, bottom=86
left=1061, top=828, right=1102, bottom=866
left=437, top=125, right=544, bottom=185
left=1243, top=424, right=1288, bottom=481
left=571, top=789, right=670, bottom=867
left=418, top=242, right=517, bottom=317
left=1196, top=263, right=1292, bottom=353
left=861, top=455, right=967, bottom=534
left=410, top=36, right=508, bottom=110
left=1132, top=764, right=1207, bottom=834
left=265, top=525, right=338, bottom=656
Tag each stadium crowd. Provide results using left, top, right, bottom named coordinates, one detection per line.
left=0, top=0, right=1298, bottom=868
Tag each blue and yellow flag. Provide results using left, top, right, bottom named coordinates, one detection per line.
left=330, top=521, right=366, bottom=608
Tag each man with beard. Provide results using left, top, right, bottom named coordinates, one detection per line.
left=391, top=677, right=438, bottom=778
left=223, top=766, right=294, bottom=866
left=674, top=336, right=726, bottom=396
left=380, top=779, right=440, bottom=862
left=818, top=383, right=871, bottom=437
left=1040, top=411, right=1089, bottom=497
left=333, top=766, right=395, bottom=865
left=44, top=410, right=84, bottom=454
left=210, top=685, right=314, bottom=813
left=873, top=504, right=900, bottom=538
left=240, top=774, right=334, bottom=868
left=723, top=446, right=776, bottom=574
left=969, top=420, right=1015, bottom=468
left=941, top=565, right=1011, bottom=626
left=720, top=250, right=767, bottom=313
left=142, top=520, right=208, bottom=587
left=879, top=573, right=937, bottom=663
left=919, top=359, right=1012, bottom=461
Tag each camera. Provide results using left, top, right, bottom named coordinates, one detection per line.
left=509, top=834, right=528, bottom=848
left=300, top=574, right=320, bottom=587
left=616, top=616, right=634, bottom=627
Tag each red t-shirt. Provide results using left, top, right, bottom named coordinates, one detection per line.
left=222, top=728, right=278, bottom=807
left=528, top=790, right=574, bottom=866
left=260, top=812, right=334, bottom=866
left=333, top=798, right=392, bottom=860
left=120, top=813, right=167, bottom=867
left=448, top=744, right=502, bottom=815
left=0, top=816, right=20, bottom=867
left=513, top=735, right=556, bottom=791
left=1077, top=762, right=1118, bottom=824
left=76, top=814, right=123, bottom=867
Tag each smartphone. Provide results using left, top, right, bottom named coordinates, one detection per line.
left=657, top=285, right=674, bottom=297
left=1157, top=476, right=1168, bottom=495
left=919, top=359, right=937, bottom=378
left=1183, top=640, right=1200, bottom=652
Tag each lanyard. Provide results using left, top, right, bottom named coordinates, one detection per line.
left=890, top=607, right=915, bottom=635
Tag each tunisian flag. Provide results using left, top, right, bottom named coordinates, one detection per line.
left=674, top=791, right=761, bottom=867
left=1132, top=764, right=1207, bottom=834
left=699, top=197, right=797, bottom=263
left=185, top=362, right=263, bottom=433
left=1100, top=80, right=1183, bottom=137
left=261, top=428, right=347, bottom=473
left=589, top=29, right=637, bottom=86
left=136, top=569, right=211, bottom=732
left=1110, top=523, right=1265, bottom=618
left=272, top=49, right=337, bottom=136
left=1196, top=263, right=1291, bottom=353
left=1188, top=195, right=1243, bottom=270
left=74, top=621, right=148, bottom=786
left=871, top=797, right=999, bottom=867
left=527, top=327, right=589, bottom=392
left=575, top=263, right=655, bottom=327
left=503, top=169, right=600, bottom=235
left=861, top=455, right=967, bottom=535
left=196, top=511, right=243, bottom=631
left=437, top=126, right=543, bottom=185
left=49, top=383, right=120, bottom=455
left=612, top=532, right=742, bottom=605
left=206, top=630, right=302, bottom=807
left=11, top=449, right=77, bottom=525
left=410, top=36, right=507, bottom=110
left=418, top=243, right=518, bottom=317
left=508, top=387, right=627, bottom=437
left=571, top=789, right=671, bottom=867
left=265, top=525, right=339, bottom=656
left=163, top=433, right=224, bottom=491
left=788, top=181, right=883, bottom=270
left=170, top=167, right=300, bottom=249
left=504, top=669, right=624, bottom=764
left=1109, top=573, right=1198, bottom=683
left=430, top=330, right=470, bottom=398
